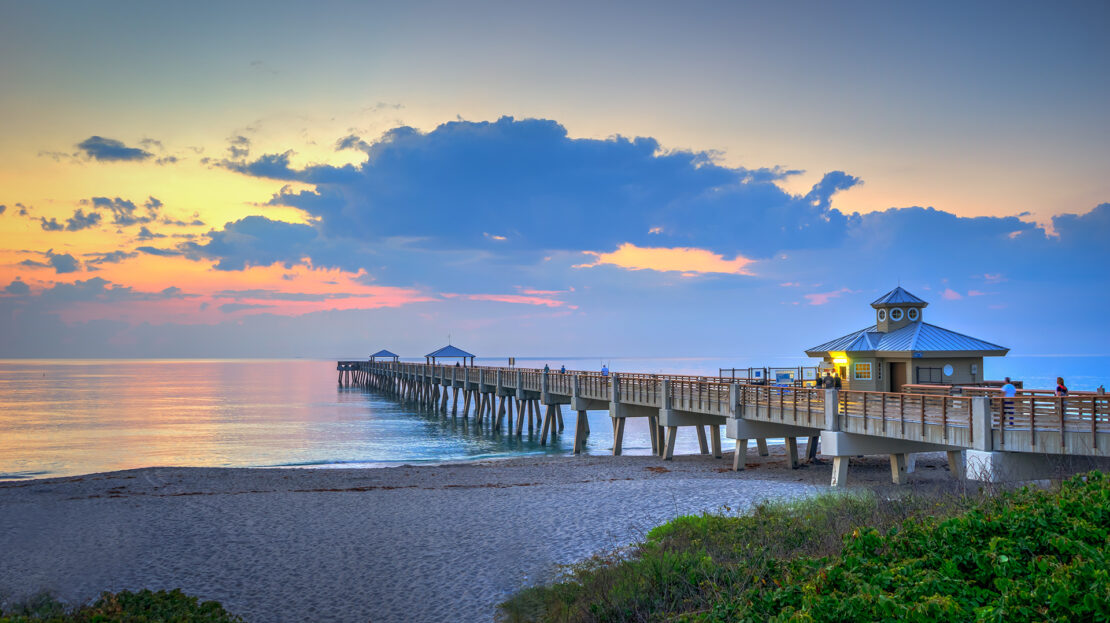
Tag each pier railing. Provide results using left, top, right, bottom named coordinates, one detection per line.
left=346, top=361, right=1109, bottom=457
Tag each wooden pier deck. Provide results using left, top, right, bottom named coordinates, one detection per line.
left=337, top=361, right=1110, bottom=485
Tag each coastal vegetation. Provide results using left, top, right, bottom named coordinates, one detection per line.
left=500, top=471, right=1110, bottom=622
left=0, top=589, right=242, bottom=622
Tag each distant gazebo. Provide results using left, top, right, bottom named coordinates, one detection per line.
left=805, top=287, right=1008, bottom=392
left=370, top=349, right=399, bottom=362
left=426, top=344, right=476, bottom=366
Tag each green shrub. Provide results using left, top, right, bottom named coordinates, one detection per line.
left=0, top=589, right=243, bottom=623
left=500, top=472, right=1110, bottom=623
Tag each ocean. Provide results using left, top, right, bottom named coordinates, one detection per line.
left=1, top=356, right=1104, bottom=480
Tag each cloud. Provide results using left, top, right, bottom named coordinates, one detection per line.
left=34, top=277, right=190, bottom=304
left=0, top=205, right=5, bottom=216
left=135, top=246, right=180, bottom=256
left=76, top=136, right=152, bottom=162
left=136, top=226, right=165, bottom=240
left=20, top=250, right=83, bottom=273
left=84, top=196, right=161, bottom=226
left=941, top=288, right=963, bottom=300
left=180, top=216, right=322, bottom=270
left=804, top=287, right=853, bottom=305
left=65, top=209, right=101, bottom=231
left=219, top=302, right=273, bottom=313
left=4, top=279, right=30, bottom=295
left=85, top=250, right=138, bottom=265
left=576, top=243, right=756, bottom=275
left=227, top=135, right=251, bottom=159
left=48, top=251, right=81, bottom=273
left=39, top=217, right=64, bottom=231
left=442, top=293, right=568, bottom=307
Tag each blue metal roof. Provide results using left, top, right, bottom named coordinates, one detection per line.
left=425, top=344, right=475, bottom=358
left=871, top=286, right=928, bottom=308
left=370, top=349, right=399, bottom=358
left=806, top=322, right=1007, bottom=355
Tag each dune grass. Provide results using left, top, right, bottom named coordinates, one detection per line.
left=500, top=472, right=1110, bottom=622
left=0, top=589, right=242, bottom=623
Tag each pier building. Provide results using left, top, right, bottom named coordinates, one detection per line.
left=805, top=287, right=1008, bottom=392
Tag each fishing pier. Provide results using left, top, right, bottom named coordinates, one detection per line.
left=336, top=360, right=1109, bottom=486
left=336, top=287, right=1108, bottom=486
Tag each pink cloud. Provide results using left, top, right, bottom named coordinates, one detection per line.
left=968, top=290, right=987, bottom=297
left=804, top=287, right=853, bottom=306
left=442, top=293, right=566, bottom=307
left=942, top=288, right=963, bottom=300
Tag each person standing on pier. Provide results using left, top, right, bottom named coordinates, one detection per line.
left=601, top=364, right=609, bottom=377
left=1055, top=377, right=1068, bottom=396
left=1002, top=377, right=1016, bottom=423
left=544, top=364, right=550, bottom=374
left=560, top=365, right=566, bottom=374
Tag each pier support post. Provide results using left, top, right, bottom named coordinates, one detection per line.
left=663, top=426, right=678, bottom=460
left=947, top=450, right=966, bottom=479
left=890, top=453, right=908, bottom=485
left=806, top=435, right=820, bottom=461
left=786, top=437, right=800, bottom=469
left=710, top=426, right=722, bottom=459
left=540, top=405, right=553, bottom=445
left=733, top=439, right=748, bottom=470
left=696, top=426, right=709, bottom=455
left=832, top=456, right=849, bottom=487
left=756, top=438, right=769, bottom=457
left=573, top=410, right=589, bottom=454
left=612, top=417, right=625, bottom=456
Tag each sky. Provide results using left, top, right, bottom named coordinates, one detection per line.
left=0, top=0, right=1107, bottom=362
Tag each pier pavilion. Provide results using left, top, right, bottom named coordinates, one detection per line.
left=369, top=349, right=399, bottom=362
left=425, top=344, right=476, bottom=366
left=805, top=287, right=1008, bottom=392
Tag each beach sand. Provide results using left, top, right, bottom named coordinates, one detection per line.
left=0, top=448, right=959, bottom=622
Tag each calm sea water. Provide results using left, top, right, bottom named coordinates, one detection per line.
left=0, top=356, right=1104, bottom=480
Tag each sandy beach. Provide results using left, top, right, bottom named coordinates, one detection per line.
left=0, top=448, right=958, bottom=622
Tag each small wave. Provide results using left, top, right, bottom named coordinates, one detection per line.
left=0, top=470, right=51, bottom=481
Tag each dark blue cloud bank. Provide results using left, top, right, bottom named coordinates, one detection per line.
left=4, top=117, right=1108, bottom=358
left=201, top=116, right=1107, bottom=286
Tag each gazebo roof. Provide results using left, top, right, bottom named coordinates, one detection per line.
left=806, top=322, right=1008, bottom=357
left=870, top=286, right=928, bottom=308
left=370, top=349, right=399, bottom=358
left=425, top=344, right=475, bottom=358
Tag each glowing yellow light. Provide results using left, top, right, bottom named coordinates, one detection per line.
left=831, top=353, right=849, bottom=365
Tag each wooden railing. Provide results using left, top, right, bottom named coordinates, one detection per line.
left=738, top=385, right=825, bottom=425
left=839, top=390, right=973, bottom=442
left=355, top=362, right=1109, bottom=455
left=992, top=395, right=1110, bottom=441
left=669, top=379, right=730, bottom=415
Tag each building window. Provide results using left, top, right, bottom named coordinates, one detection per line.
left=854, top=362, right=872, bottom=380
left=890, top=308, right=903, bottom=321
left=907, top=308, right=919, bottom=321
left=877, top=309, right=887, bottom=322
left=916, top=367, right=943, bottom=384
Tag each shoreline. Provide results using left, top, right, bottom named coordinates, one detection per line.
left=0, top=450, right=961, bottom=623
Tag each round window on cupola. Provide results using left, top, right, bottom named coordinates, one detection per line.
left=890, top=308, right=903, bottom=321
left=877, top=309, right=887, bottom=322
left=907, top=308, right=919, bottom=321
